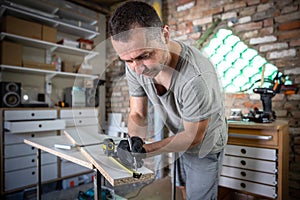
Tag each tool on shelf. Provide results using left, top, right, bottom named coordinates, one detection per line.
left=251, top=87, right=276, bottom=123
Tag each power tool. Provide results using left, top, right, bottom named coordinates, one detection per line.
left=102, top=138, right=142, bottom=178
left=251, top=87, right=276, bottom=123
left=102, top=138, right=115, bottom=156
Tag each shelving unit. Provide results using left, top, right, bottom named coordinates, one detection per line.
left=0, top=64, right=99, bottom=79
left=0, top=2, right=100, bottom=39
left=0, top=32, right=99, bottom=58
left=0, top=0, right=106, bottom=197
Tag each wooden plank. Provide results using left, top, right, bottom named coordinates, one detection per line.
left=24, top=135, right=93, bottom=169
left=80, top=144, right=154, bottom=186
left=25, top=128, right=154, bottom=187
left=64, top=128, right=154, bottom=186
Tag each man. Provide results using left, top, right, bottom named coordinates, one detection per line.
left=108, top=1, right=228, bottom=199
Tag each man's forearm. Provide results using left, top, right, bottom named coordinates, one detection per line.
left=144, top=131, right=201, bottom=157
left=144, top=119, right=209, bottom=157
left=128, top=113, right=148, bottom=138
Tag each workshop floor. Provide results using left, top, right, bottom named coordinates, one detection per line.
left=18, top=176, right=183, bottom=200
left=7, top=178, right=275, bottom=200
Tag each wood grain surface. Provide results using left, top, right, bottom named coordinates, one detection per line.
left=24, top=128, right=154, bottom=187
left=64, top=128, right=154, bottom=186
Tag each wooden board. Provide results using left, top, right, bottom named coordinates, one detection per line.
left=80, top=144, right=154, bottom=186
left=64, top=127, right=116, bottom=146
left=24, top=135, right=93, bottom=169
left=63, top=128, right=154, bottom=186
left=24, top=128, right=154, bottom=186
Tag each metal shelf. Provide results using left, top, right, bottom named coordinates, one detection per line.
left=1, top=4, right=100, bottom=39
left=0, top=32, right=99, bottom=58
left=0, top=64, right=99, bottom=80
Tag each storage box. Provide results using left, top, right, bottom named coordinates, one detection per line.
left=62, top=61, right=75, bottom=73
left=57, top=39, right=79, bottom=48
left=75, top=63, right=92, bottom=75
left=2, top=16, right=42, bottom=40
left=0, top=41, right=22, bottom=66
left=42, top=25, right=57, bottom=43
left=23, top=61, right=56, bottom=71
left=77, top=38, right=94, bottom=50
left=62, top=177, right=79, bottom=189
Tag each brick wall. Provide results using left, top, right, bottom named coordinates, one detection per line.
left=105, top=0, right=300, bottom=199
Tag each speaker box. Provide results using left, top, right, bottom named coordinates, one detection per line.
left=0, top=82, right=21, bottom=108
left=86, top=88, right=99, bottom=107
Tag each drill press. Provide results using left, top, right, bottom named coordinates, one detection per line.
left=252, top=87, right=276, bottom=123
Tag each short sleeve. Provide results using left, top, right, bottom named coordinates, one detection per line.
left=180, top=74, right=222, bottom=122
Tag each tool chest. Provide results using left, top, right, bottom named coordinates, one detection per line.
left=219, top=120, right=289, bottom=200
left=1, top=108, right=64, bottom=192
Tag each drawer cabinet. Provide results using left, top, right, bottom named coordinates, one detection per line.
left=5, top=131, right=57, bottom=144
left=5, top=119, right=65, bottom=133
left=223, top=152, right=277, bottom=173
left=59, top=108, right=98, bottom=177
left=1, top=109, right=65, bottom=193
left=219, top=120, right=289, bottom=200
left=60, top=108, right=99, bottom=128
left=219, top=176, right=277, bottom=198
left=5, top=163, right=57, bottom=191
left=221, top=166, right=277, bottom=185
left=4, top=110, right=57, bottom=120
left=5, top=153, right=56, bottom=172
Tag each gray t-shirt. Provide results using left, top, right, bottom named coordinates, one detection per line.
left=126, top=41, right=228, bottom=158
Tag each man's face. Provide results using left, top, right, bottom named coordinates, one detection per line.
left=111, top=28, right=168, bottom=78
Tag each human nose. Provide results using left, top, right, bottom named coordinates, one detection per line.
left=135, top=64, right=145, bottom=75
left=131, top=60, right=144, bottom=75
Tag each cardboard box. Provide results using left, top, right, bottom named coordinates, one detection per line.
left=75, top=64, right=92, bottom=75
left=77, top=38, right=94, bottom=50
left=2, top=16, right=42, bottom=40
left=0, top=41, right=22, bottom=66
left=57, top=39, right=79, bottom=48
left=23, top=60, right=56, bottom=71
left=62, top=61, right=75, bottom=73
left=42, top=25, right=57, bottom=43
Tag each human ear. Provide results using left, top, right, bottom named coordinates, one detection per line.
left=162, top=25, right=170, bottom=44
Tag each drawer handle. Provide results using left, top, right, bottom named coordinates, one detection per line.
left=31, top=113, right=35, bottom=117
left=240, top=182, right=246, bottom=188
left=31, top=134, right=35, bottom=137
left=229, top=133, right=272, bottom=140
left=79, top=120, right=82, bottom=123
left=240, top=148, right=246, bottom=154
left=79, top=112, right=82, bottom=115
left=240, top=171, right=246, bottom=177
left=32, top=171, right=35, bottom=175
left=32, top=159, right=35, bottom=163
left=38, top=124, right=42, bottom=128
left=240, top=160, right=246, bottom=165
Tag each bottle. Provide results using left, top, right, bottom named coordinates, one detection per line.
left=52, top=54, right=62, bottom=72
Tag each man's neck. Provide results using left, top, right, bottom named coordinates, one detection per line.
left=154, top=41, right=182, bottom=93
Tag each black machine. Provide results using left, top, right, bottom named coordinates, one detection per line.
left=250, top=88, right=276, bottom=123
left=246, top=72, right=286, bottom=123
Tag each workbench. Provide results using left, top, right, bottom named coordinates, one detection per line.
left=219, top=120, right=289, bottom=200
left=24, top=128, right=154, bottom=200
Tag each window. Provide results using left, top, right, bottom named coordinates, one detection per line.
left=201, top=29, right=290, bottom=93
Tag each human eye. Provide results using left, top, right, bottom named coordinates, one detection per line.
left=138, top=52, right=152, bottom=60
